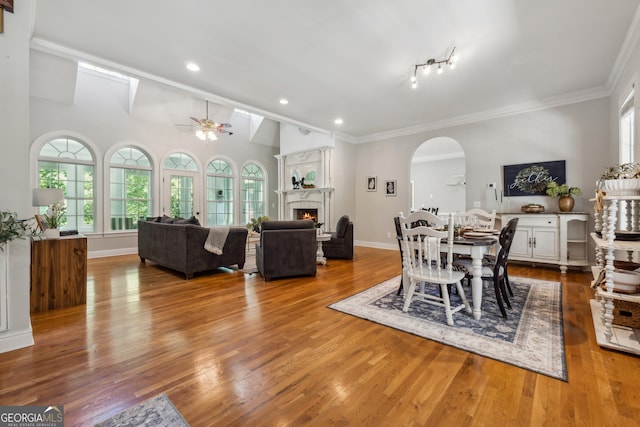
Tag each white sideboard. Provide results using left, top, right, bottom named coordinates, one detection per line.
left=500, top=213, right=590, bottom=273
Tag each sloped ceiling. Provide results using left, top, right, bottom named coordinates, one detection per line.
left=31, top=0, right=640, bottom=140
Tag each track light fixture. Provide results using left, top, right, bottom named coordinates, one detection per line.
left=411, top=46, right=459, bottom=89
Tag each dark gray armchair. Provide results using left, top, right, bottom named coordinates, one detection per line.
left=323, top=215, right=354, bottom=260
left=256, top=220, right=317, bottom=280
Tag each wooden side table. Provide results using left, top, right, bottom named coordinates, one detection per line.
left=30, top=235, right=87, bottom=312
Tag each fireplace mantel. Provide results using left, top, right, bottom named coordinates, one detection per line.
left=275, top=147, right=335, bottom=227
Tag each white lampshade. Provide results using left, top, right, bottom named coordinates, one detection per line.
left=32, top=188, right=64, bottom=207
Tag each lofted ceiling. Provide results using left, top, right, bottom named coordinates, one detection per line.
left=31, top=0, right=640, bottom=140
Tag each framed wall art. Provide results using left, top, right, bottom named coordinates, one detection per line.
left=502, top=160, right=566, bottom=197
left=367, top=176, right=377, bottom=192
left=385, top=180, right=397, bottom=197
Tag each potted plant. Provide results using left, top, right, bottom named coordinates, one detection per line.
left=0, top=211, right=31, bottom=251
left=599, top=162, right=640, bottom=196
left=546, top=182, right=582, bottom=212
left=42, top=200, right=66, bottom=239
left=246, top=215, right=269, bottom=233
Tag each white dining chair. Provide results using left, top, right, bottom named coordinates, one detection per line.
left=464, top=208, right=497, bottom=230
left=399, top=211, right=471, bottom=326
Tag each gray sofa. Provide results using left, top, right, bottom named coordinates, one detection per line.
left=256, top=220, right=317, bottom=280
left=138, top=220, right=248, bottom=279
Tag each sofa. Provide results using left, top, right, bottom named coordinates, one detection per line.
left=137, top=219, right=248, bottom=279
left=322, top=215, right=354, bottom=259
left=256, top=220, right=317, bottom=280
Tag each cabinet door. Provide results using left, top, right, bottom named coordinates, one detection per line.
left=532, top=228, right=559, bottom=260
left=510, top=228, right=533, bottom=259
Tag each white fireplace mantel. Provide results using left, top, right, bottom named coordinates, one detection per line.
left=276, top=147, right=335, bottom=228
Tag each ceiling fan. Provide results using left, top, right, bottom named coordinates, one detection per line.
left=185, top=100, right=233, bottom=141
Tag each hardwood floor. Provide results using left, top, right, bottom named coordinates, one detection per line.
left=1, top=247, right=639, bottom=426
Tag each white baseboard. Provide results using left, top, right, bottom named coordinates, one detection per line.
left=354, top=241, right=398, bottom=251
left=0, top=328, right=34, bottom=354
left=88, top=247, right=137, bottom=259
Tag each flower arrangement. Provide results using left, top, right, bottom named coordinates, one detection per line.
left=545, top=182, right=582, bottom=198
left=43, top=200, right=66, bottom=229
left=600, top=162, right=640, bottom=180
left=0, top=211, right=31, bottom=251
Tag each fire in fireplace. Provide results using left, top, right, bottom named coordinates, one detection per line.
left=294, top=208, right=318, bottom=222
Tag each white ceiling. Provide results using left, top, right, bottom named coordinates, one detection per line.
left=31, top=0, right=640, bottom=140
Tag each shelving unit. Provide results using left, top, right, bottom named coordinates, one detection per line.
left=590, top=195, right=640, bottom=354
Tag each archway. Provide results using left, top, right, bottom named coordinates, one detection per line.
left=410, top=137, right=466, bottom=214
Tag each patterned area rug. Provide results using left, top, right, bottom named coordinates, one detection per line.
left=94, top=394, right=189, bottom=427
left=329, top=275, right=567, bottom=381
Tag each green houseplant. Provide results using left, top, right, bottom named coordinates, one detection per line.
left=246, top=215, right=269, bottom=233
left=0, top=211, right=31, bottom=251
left=546, top=182, right=582, bottom=212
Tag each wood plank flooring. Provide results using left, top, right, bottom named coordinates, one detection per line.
left=1, top=246, right=639, bottom=426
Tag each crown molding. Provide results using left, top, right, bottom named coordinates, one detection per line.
left=607, top=4, right=640, bottom=91
left=353, top=85, right=610, bottom=144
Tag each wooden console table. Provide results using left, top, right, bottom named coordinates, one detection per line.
left=30, top=235, right=87, bottom=312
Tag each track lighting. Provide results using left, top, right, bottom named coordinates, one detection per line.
left=410, top=46, right=459, bottom=89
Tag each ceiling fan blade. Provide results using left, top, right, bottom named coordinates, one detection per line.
left=190, top=117, right=202, bottom=124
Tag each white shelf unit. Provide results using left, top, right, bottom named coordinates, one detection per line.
left=500, top=213, right=590, bottom=273
left=590, top=195, right=640, bottom=354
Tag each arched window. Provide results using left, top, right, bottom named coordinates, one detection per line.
left=38, top=137, right=95, bottom=232
left=163, top=152, right=199, bottom=218
left=241, top=163, right=265, bottom=224
left=206, top=159, right=234, bottom=226
left=109, top=147, right=152, bottom=230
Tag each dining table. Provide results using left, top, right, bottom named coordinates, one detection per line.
left=401, top=233, right=498, bottom=320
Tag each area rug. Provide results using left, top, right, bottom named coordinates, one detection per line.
left=94, top=394, right=189, bottom=427
left=329, top=275, right=567, bottom=381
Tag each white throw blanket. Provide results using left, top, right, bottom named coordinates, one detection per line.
left=204, top=226, right=230, bottom=255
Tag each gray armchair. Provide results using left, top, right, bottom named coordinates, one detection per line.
left=323, top=215, right=354, bottom=260
left=256, top=220, right=317, bottom=280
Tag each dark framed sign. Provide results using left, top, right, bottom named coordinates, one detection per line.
left=503, top=160, right=566, bottom=197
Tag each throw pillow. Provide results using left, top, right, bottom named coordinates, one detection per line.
left=174, top=216, right=200, bottom=226
left=161, top=215, right=174, bottom=224
left=336, top=215, right=350, bottom=237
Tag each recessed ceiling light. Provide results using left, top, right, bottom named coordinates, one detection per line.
left=186, top=62, right=200, bottom=72
left=279, top=98, right=289, bottom=105
left=334, top=118, right=343, bottom=125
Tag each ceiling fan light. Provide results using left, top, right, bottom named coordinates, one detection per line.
left=450, top=52, right=460, bottom=63
left=195, top=129, right=206, bottom=140
left=437, top=64, right=443, bottom=74
left=449, top=62, right=456, bottom=69
left=411, top=81, right=418, bottom=89
left=410, top=75, right=416, bottom=83
left=207, top=130, right=218, bottom=141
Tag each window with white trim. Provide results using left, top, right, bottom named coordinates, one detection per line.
left=38, top=137, right=95, bottom=232
left=620, top=86, right=635, bottom=163
left=206, top=159, right=234, bottom=226
left=109, top=147, right=152, bottom=230
left=242, top=163, right=265, bottom=224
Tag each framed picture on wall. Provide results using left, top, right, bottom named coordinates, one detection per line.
left=502, top=160, right=566, bottom=196
left=367, top=176, right=377, bottom=191
left=385, top=180, right=397, bottom=197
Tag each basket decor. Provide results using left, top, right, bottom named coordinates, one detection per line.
left=612, top=300, right=640, bottom=329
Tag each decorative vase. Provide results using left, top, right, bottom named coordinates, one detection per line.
left=43, top=228, right=60, bottom=239
left=558, top=195, right=575, bottom=212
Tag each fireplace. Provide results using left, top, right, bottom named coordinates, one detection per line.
left=294, top=208, right=318, bottom=222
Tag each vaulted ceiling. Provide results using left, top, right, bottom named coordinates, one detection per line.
left=31, top=0, right=640, bottom=140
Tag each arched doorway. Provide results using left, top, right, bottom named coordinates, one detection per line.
left=410, top=137, right=465, bottom=214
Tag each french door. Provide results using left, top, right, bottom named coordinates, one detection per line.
left=163, top=171, right=201, bottom=221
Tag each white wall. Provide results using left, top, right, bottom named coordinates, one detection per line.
left=411, top=157, right=466, bottom=214
left=355, top=98, right=610, bottom=249
left=0, top=0, right=35, bottom=353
